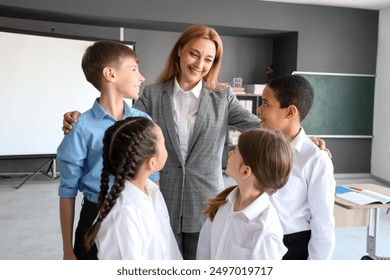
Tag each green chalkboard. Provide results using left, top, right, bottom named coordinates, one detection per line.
left=293, top=72, right=375, bottom=136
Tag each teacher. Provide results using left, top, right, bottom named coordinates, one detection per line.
left=63, top=24, right=327, bottom=259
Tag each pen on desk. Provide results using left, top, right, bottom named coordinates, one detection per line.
left=350, top=186, right=362, bottom=191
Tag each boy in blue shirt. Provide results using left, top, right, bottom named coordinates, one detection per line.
left=257, top=75, right=335, bottom=259
left=57, top=40, right=158, bottom=260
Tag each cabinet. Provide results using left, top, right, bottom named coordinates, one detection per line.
left=222, top=93, right=262, bottom=169
left=235, top=93, right=262, bottom=114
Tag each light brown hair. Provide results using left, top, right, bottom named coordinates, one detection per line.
left=156, top=24, right=226, bottom=91
left=202, top=129, right=293, bottom=221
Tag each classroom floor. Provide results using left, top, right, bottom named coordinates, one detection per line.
left=0, top=173, right=389, bottom=260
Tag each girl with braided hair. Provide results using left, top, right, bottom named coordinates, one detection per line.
left=197, top=129, right=293, bottom=260
left=85, top=116, right=182, bottom=260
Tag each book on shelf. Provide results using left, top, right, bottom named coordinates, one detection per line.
left=335, top=185, right=390, bottom=205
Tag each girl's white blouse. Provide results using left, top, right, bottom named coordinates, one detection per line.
left=96, top=179, right=182, bottom=260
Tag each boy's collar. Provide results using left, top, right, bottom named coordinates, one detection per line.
left=291, top=127, right=306, bottom=152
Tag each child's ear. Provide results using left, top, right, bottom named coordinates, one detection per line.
left=287, top=105, right=298, bottom=120
left=146, top=156, right=157, bottom=172
left=240, top=165, right=252, bottom=179
left=102, top=67, right=115, bottom=81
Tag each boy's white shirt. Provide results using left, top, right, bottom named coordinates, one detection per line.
left=270, top=127, right=336, bottom=260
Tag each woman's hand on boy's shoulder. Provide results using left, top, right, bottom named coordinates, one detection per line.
left=62, top=111, right=81, bottom=135
left=309, top=136, right=332, bottom=158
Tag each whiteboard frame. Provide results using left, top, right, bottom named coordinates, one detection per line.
left=0, top=28, right=135, bottom=157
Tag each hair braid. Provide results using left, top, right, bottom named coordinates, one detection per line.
left=84, top=116, right=159, bottom=252
left=97, top=165, right=110, bottom=208
left=84, top=157, right=112, bottom=251
left=98, top=126, right=150, bottom=220
left=99, top=160, right=128, bottom=218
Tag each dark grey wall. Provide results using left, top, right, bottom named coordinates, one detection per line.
left=0, top=0, right=379, bottom=174
left=273, top=33, right=298, bottom=78
left=323, top=138, right=372, bottom=174
left=0, top=0, right=378, bottom=72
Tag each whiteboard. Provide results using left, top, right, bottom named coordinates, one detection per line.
left=0, top=31, right=134, bottom=156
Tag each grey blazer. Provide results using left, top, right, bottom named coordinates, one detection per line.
left=133, top=80, right=260, bottom=233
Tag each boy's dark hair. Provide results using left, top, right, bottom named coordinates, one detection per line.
left=81, top=40, right=138, bottom=91
left=267, top=74, right=314, bottom=122
left=84, top=116, right=158, bottom=251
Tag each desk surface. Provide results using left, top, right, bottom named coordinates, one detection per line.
left=335, top=184, right=390, bottom=210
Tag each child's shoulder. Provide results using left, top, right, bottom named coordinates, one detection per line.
left=77, top=107, right=94, bottom=119
left=302, top=137, right=329, bottom=157
left=72, top=108, right=95, bottom=126
left=300, top=137, right=333, bottom=169
left=67, top=108, right=100, bottom=136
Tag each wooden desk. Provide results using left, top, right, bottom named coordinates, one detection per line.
left=334, top=184, right=390, bottom=260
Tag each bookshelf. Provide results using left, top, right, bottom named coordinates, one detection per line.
left=222, top=93, right=262, bottom=169
left=235, top=93, right=262, bottom=114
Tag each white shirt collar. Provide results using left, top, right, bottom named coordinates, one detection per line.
left=173, top=77, right=202, bottom=99
left=226, top=186, right=270, bottom=221
left=291, top=127, right=306, bottom=153
left=145, top=178, right=159, bottom=200
left=122, top=179, right=159, bottom=204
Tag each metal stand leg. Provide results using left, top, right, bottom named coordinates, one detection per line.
left=43, top=158, right=59, bottom=179
left=15, top=157, right=56, bottom=189
left=361, top=208, right=390, bottom=260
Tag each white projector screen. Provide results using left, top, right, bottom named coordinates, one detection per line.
left=0, top=30, right=135, bottom=157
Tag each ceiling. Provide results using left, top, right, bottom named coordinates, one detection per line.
left=258, top=0, right=390, bottom=10
left=0, top=1, right=387, bottom=40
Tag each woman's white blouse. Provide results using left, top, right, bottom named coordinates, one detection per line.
left=197, top=187, right=287, bottom=260
left=96, top=179, right=182, bottom=260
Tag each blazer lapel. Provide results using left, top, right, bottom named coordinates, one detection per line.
left=187, top=87, right=211, bottom=157
left=161, top=82, right=185, bottom=165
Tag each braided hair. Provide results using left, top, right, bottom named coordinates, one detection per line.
left=84, top=116, right=158, bottom=251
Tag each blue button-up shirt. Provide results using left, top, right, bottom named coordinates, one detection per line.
left=57, top=99, right=159, bottom=203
